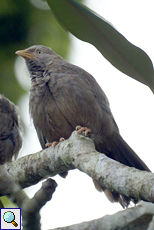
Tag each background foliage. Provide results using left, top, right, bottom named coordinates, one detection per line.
left=0, top=0, right=70, bottom=103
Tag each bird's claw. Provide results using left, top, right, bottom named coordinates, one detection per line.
left=76, top=125, right=92, bottom=138
left=45, top=137, right=65, bottom=148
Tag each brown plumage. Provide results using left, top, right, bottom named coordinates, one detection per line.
left=0, top=94, right=22, bottom=164
left=16, top=45, right=150, bottom=208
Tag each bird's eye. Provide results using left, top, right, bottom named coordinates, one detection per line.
left=37, top=50, right=42, bottom=55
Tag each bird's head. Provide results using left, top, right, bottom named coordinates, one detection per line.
left=15, top=45, right=57, bottom=77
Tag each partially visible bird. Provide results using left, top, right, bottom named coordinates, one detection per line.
left=16, top=45, right=150, bottom=208
left=0, top=95, right=22, bottom=164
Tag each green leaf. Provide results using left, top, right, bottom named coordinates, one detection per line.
left=47, top=0, right=154, bottom=92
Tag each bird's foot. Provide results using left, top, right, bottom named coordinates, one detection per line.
left=76, top=125, right=92, bottom=138
left=45, top=137, right=65, bottom=148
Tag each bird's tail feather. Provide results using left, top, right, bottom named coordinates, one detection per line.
left=110, top=133, right=150, bottom=172
left=93, top=178, right=137, bottom=208
left=93, top=133, right=150, bottom=208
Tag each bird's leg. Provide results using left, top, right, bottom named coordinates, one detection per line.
left=76, top=125, right=92, bottom=138
left=45, top=137, right=65, bottom=148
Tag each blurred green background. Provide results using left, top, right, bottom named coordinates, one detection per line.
left=0, top=0, right=70, bottom=104
left=0, top=0, right=70, bottom=209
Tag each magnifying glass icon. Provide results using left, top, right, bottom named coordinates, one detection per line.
left=3, top=211, right=18, bottom=227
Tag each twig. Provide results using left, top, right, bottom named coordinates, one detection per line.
left=0, top=166, right=57, bottom=230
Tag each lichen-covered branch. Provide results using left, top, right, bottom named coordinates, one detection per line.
left=22, top=178, right=57, bottom=230
left=3, top=130, right=154, bottom=203
left=49, top=202, right=154, bottom=230
left=0, top=166, right=57, bottom=230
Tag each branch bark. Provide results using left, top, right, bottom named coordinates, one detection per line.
left=49, top=201, right=154, bottom=230
left=2, top=130, right=154, bottom=229
left=0, top=166, right=57, bottom=230
left=3, top=130, right=154, bottom=204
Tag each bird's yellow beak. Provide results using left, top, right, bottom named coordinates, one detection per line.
left=15, top=50, right=35, bottom=59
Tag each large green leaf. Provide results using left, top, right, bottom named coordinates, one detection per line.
left=47, top=0, right=154, bottom=92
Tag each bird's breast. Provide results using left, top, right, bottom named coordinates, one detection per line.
left=29, top=76, right=118, bottom=146
left=29, top=84, right=74, bottom=142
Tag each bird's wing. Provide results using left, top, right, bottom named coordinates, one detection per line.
left=35, top=127, right=47, bottom=149
left=0, top=137, right=15, bottom=164
left=45, top=61, right=119, bottom=134
left=0, top=112, right=13, bottom=140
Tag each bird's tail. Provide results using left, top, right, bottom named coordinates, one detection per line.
left=93, top=133, right=150, bottom=208
left=93, top=178, right=137, bottom=208
left=109, top=133, right=150, bottom=172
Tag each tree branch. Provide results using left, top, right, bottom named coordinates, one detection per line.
left=22, top=178, right=57, bottom=230
left=3, top=130, right=154, bottom=203
left=49, top=201, right=154, bottom=230
left=0, top=166, right=57, bottom=230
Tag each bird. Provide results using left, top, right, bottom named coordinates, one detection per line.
left=0, top=94, right=22, bottom=164
left=16, top=45, right=150, bottom=208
